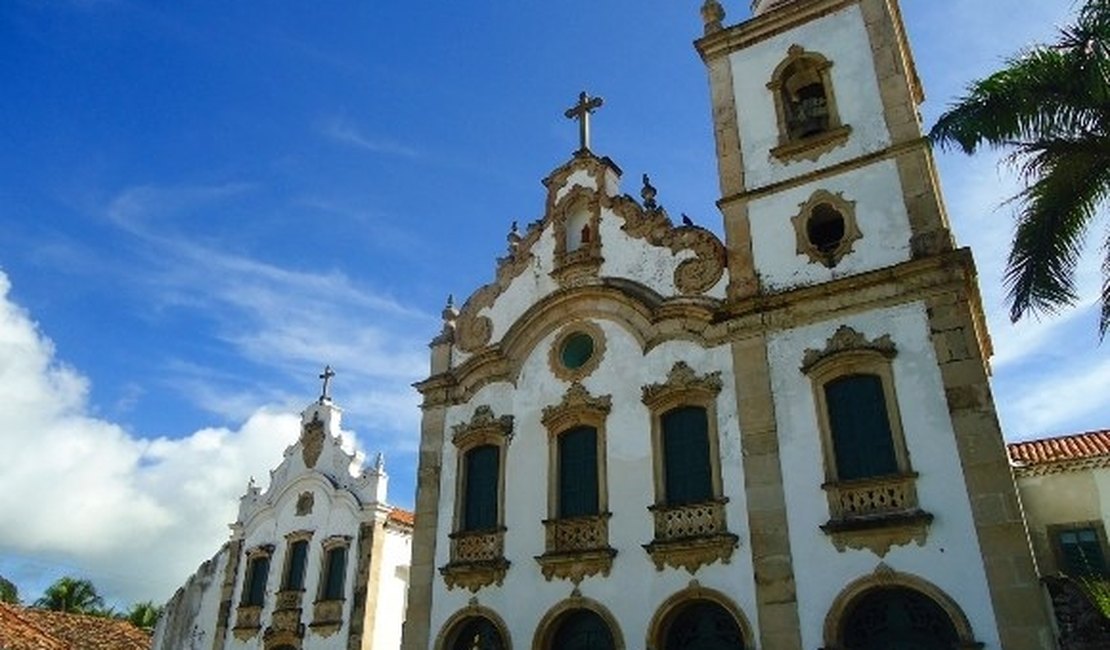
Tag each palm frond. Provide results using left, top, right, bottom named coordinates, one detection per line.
left=1101, top=229, right=1110, bottom=338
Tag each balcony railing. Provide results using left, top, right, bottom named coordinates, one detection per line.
left=440, top=528, right=510, bottom=592
left=644, top=499, right=737, bottom=572
left=543, top=514, right=610, bottom=553
left=650, top=499, right=728, bottom=541
left=449, top=528, right=505, bottom=563
left=823, top=473, right=919, bottom=521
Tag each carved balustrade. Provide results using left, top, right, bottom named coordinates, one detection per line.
left=824, top=473, right=919, bottom=521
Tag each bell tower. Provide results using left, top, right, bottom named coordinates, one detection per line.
left=694, top=1, right=1054, bottom=649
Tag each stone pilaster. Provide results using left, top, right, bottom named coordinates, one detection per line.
left=730, top=335, right=803, bottom=650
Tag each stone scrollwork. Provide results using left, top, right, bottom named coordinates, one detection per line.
left=440, top=529, right=510, bottom=593
left=451, top=406, right=514, bottom=450
left=541, top=383, right=612, bottom=433
left=614, top=196, right=727, bottom=295
left=301, top=418, right=325, bottom=469
left=643, top=499, right=739, bottom=573
left=641, top=361, right=723, bottom=409
left=801, top=325, right=897, bottom=374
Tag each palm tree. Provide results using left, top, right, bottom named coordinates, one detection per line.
left=0, top=575, right=18, bottom=604
left=33, top=577, right=105, bottom=614
left=929, top=0, right=1110, bottom=337
left=124, top=600, right=163, bottom=630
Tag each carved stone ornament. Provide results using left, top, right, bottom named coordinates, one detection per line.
left=232, top=606, right=262, bottom=641
left=309, top=599, right=344, bottom=638
left=535, top=514, right=617, bottom=584
left=301, top=418, right=325, bottom=469
left=441, top=529, right=510, bottom=593
left=451, top=406, right=514, bottom=450
left=614, top=195, right=727, bottom=295
left=548, top=321, right=606, bottom=382
left=801, top=326, right=897, bottom=374
left=790, top=189, right=862, bottom=268
left=641, top=361, right=723, bottom=409
left=536, top=548, right=617, bottom=584
left=550, top=186, right=605, bottom=288
left=541, top=383, right=612, bottom=433
left=820, top=510, right=933, bottom=557
left=644, top=499, right=738, bottom=573
left=295, top=491, right=314, bottom=516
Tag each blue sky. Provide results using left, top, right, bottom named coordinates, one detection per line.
left=0, top=0, right=1103, bottom=608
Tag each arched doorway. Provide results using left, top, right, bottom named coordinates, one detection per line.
left=662, top=600, right=745, bottom=650
left=449, top=617, right=507, bottom=650
left=839, top=587, right=960, bottom=650
left=551, top=610, right=615, bottom=650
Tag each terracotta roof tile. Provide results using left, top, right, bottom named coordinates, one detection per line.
left=389, top=507, right=415, bottom=527
left=1007, top=429, right=1110, bottom=466
left=0, top=605, right=151, bottom=650
left=0, top=602, right=68, bottom=650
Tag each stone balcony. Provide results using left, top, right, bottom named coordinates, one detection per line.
left=535, top=513, right=617, bottom=584
left=644, top=498, right=738, bottom=573
left=440, top=528, right=510, bottom=592
left=821, top=473, right=933, bottom=556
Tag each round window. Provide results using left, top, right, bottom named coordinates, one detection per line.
left=559, top=332, right=595, bottom=370
left=807, top=203, right=846, bottom=254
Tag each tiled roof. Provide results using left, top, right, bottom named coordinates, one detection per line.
left=1007, top=430, right=1110, bottom=466
left=389, top=507, right=415, bottom=527
left=0, top=602, right=67, bottom=650
left=0, top=604, right=151, bottom=650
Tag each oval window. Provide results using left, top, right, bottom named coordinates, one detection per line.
left=807, top=203, right=846, bottom=254
left=560, top=332, right=595, bottom=370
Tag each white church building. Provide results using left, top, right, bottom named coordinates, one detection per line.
left=153, top=382, right=414, bottom=650
left=401, top=1, right=1056, bottom=649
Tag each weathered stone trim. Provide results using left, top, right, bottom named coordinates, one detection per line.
left=789, top=190, right=862, bottom=268
left=542, top=383, right=612, bottom=519
left=695, top=0, right=857, bottom=62
left=433, top=604, right=513, bottom=650
left=730, top=335, right=802, bottom=650
left=924, top=290, right=1055, bottom=648
left=1014, top=456, right=1110, bottom=478
left=346, top=522, right=373, bottom=650
left=548, top=321, right=607, bottom=382
left=360, top=517, right=388, bottom=647
left=646, top=582, right=756, bottom=650
left=766, top=46, right=849, bottom=160
left=822, top=564, right=982, bottom=649
left=451, top=406, right=514, bottom=451
left=531, top=596, right=625, bottom=650
left=212, top=539, right=241, bottom=650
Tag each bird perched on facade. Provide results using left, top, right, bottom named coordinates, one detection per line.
left=681, top=213, right=695, bottom=226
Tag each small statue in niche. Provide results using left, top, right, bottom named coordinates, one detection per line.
left=580, top=223, right=592, bottom=244
left=295, top=491, right=315, bottom=516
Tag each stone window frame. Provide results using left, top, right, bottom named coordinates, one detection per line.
left=440, top=406, right=514, bottom=592
left=309, top=535, right=351, bottom=637
left=767, top=45, right=852, bottom=163
left=550, top=187, right=604, bottom=287
left=801, top=326, right=932, bottom=556
left=647, top=582, right=755, bottom=650
left=640, top=362, right=738, bottom=573
left=790, top=189, right=862, bottom=268
left=433, top=605, right=513, bottom=650
left=822, top=564, right=980, bottom=649
left=233, top=544, right=274, bottom=640
left=530, top=596, right=625, bottom=650
left=1049, top=521, right=1110, bottom=577
left=279, top=530, right=314, bottom=594
left=535, top=383, right=616, bottom=583
left=548, top=321, right=607, bottom=383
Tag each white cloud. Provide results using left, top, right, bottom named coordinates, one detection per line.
left=0, top=270, right=353, bottom=604
left=318, top=116, right=419, bottom=158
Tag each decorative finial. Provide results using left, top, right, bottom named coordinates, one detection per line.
left=374, top=452, right=385, bottom=472
left=442, top=294, right=459, bottom=322
left=318, top=365, right=335, bottom=403
left=701, top=0, right=725, bottom=34
left=564, top=91, right=604, bottom=154
left=682, top=213, right=695, bottom=226
left=507, top=220, right=522, bottom=254
left=641, top=173, right=658, bottom=210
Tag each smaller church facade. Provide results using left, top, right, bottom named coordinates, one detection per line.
left=153, top=392, right=413, bottom=650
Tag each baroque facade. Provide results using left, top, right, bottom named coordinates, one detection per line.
left=153, top=391, right=413, bottom=650
left=403, top=1, right=1056, bottom=649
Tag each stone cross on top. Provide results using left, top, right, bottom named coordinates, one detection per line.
left=318, top=365, right=335, bottom=403
left=565, top=91, right=604, bottom=153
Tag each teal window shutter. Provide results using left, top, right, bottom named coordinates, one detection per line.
left=559, top=426, right=599, bottom=518
left=463, top=445, right=499, bottom=531
left=245, top=556, right=269, bottom=606
left=662, top=406, right=713, bottom=505
left=1059, top=528, right=1107, bottom=576
left=284, top=540, right=308, bottom=591
left=322, top=546, right=347, bottom=600
left=825, top=374, right=898, bottom=481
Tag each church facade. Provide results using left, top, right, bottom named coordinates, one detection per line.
left=153, top=390, right=413, bottom=650
left=403, top=1, right=1055, bottom=649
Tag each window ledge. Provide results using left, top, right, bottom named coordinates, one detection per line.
left=535, top=547, right=617, bottom=584
left=232, top=605, right=262, bottom=640
left=274, top=589, right=305, bottom=611
left=309, top=599, right=345, bottom=637
left=771, top=124, right=852, bottom=163
left=821, top=510, right=934, bottom=557
left=439, top=558, right=511, bottom=593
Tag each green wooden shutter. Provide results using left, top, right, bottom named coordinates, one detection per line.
left=825, top=374, right=898, bottom=481
left=284, top=540, right=308, bottom=591
left=464, top=445, right=499, bottom=531
left=246, top=556, right=269, bottom=606
left=1060, top=528, right=1107, bottom=576
left=322, top=546, right=347, bottom=600
left=559, top=427, right=599, bottom=518
left=662, top=406, right=713, bottom=505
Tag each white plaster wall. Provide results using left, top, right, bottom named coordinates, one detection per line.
left=153, top=546, right=230, bottom=650
left=225, top=474, right=367, bottom=650
left=1017, top=468, right=1109, bottom=573
left=767, top=303, right=1003, bottom=649
left=431, top=317, right=759, bottom=647
left=371, top=527, right=413, bottom=650
left=748, top=159, right=912, bottom=291
left=729, top=4, right=892, bottom=189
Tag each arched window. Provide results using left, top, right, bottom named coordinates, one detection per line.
left=840, top=587, right=959, bottom=650
left=768, top=46, right=851, bottom=162
left=663, top=601, right=745, bottom=650
left=450, top=617, right=506, bottom=650
left=551, top=610, right=615, bottom=650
